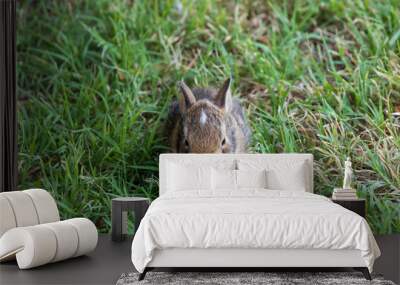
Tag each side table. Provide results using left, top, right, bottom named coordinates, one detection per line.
left=112, top=197, right=150, bottom=242
left=331, top=198, right=366, bottom=218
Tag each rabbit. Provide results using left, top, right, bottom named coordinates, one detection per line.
left=165, top=78, right=251, bottom=153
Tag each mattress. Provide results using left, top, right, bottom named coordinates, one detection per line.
left=131, top=190, right=380, bottom=273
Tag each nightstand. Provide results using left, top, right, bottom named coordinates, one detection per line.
left=111, top=197, right=150, bottom=242
left=331, top=198, right=366, bottom=218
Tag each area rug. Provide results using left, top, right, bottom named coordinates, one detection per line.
left=116, top=272, right=395, bottom=285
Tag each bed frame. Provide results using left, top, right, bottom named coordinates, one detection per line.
left=139, top=154, right=371, bottom=280
left=140, top=248, right=371, bottom=280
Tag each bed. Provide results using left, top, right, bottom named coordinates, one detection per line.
left=131, top=154, right=380, bottom=280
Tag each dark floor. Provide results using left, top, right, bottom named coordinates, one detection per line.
left=374, top=234, right=400, bottom=285
left=0, top=234, right=134, bottom=285
left=1, top=234, right=398, bottom=285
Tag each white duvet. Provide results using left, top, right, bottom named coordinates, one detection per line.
left=131, top=190, right=380, bottom=273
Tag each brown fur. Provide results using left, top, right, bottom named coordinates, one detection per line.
left=166, top=79, right=251, bottom=153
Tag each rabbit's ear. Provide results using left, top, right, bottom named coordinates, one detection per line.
left=178, top=81, right=196, bottom=113
left=215, top=78, right=232, bottom=112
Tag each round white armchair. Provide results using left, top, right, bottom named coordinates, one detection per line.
left=0, top=189, right=98, bottom=269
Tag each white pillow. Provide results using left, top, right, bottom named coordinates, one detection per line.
left=266, top=167, right=306, bottom=191
left=167, top=162, right=212, bottom=191
left=238, top=159, right=308, bottom=191
left=236, top=169, right=268, bottom=189
left=212, top=168, right=236, bottom=190
left=211, top=168, right=268, bottom=191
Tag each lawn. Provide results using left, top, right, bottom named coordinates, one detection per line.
left=17, top=0, right=399, bottom=234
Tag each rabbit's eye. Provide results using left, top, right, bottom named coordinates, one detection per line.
left=221, top=138, right=226, bottom=146
left=184, top=140, right=189, bottom=147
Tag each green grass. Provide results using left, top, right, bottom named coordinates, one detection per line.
left=17, top=0, right=399, bottom=234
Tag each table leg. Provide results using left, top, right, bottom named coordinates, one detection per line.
left=112, top=201, right=123, bottom=242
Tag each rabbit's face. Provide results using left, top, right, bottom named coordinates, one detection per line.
left=181, top=101, right=230, bottom=153
left=177, top=79, right=233, bottom=153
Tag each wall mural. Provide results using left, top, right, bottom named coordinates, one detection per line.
left=16, top=1, right=399, bottom=234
